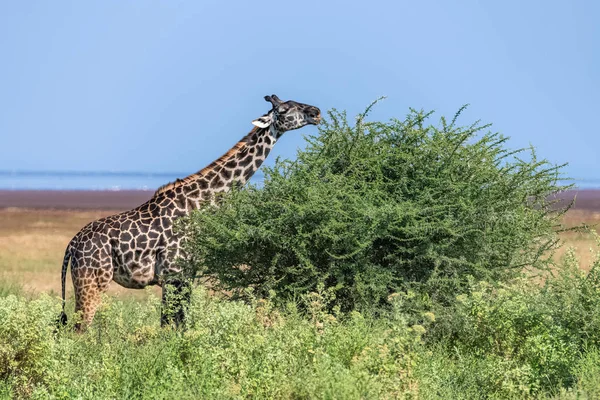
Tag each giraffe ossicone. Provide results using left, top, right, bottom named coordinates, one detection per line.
left=58, top=94, right=320, bottom=331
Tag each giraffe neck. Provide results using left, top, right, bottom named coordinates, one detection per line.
left=152, top=125, right=278, bottom=210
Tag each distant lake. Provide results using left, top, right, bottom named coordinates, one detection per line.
left=0, top=170, right=265, bottom=191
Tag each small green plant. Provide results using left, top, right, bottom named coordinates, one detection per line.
left=0, top=294, right=59, bottom=398
left=181, top=101, right=571, bottom=312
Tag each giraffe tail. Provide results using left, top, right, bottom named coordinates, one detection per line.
left=58, top=244, right=72, bottom=326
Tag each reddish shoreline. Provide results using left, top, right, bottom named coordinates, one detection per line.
left=0, top=190, right=154, bottom=210
left=553, top=190, right=600, bottom=211
left=0, top=189, right=599, bottom=211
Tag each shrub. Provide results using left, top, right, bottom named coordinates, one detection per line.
left=416, top=346, right=537, bottom=399
left=181, top=101, right=571, bottom=312
left=422, top=242, right=600, bottom=396
left=1, top=288, right=420, bottom=399
left=570, top=348, right=600, bottom=398
left=0, top=294, right=58, bottom=397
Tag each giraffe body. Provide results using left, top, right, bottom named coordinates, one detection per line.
left=59, top=95, right=320, bottom=330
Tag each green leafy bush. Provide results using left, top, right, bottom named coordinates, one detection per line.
left=0, top=294, right=58, bottom=398
left=420, top=243, right=600, bottom=397
left=0, top=288, right=420, bottom=399
left=182, top=102, right=570, bottom=311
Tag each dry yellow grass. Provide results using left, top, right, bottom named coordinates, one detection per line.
left=0, top=207, right=598, bottom=297
left=554, top=209, right=600, bottom=271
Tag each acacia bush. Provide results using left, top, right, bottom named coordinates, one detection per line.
left=181, top=102, right=571, bottom=312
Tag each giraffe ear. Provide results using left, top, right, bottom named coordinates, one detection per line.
left=252, top=114, right=273, bottom=128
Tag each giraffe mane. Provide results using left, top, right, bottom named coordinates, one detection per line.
left=153, top=126, right=263, bottom=196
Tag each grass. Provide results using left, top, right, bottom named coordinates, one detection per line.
left=554, top=209, right=600, bottom=271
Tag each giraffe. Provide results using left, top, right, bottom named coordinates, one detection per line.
left=58, top=94, right=321, bottom=331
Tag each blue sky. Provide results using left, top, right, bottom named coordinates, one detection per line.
left=0, top=1, right=598, bottom=184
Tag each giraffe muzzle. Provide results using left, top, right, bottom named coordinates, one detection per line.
left=309, top=113, right=322, bottom=125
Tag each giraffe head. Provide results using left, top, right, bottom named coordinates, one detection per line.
left=252, top=94, right=321, bottom=136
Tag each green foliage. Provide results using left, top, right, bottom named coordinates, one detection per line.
left=0, top=282, right=24, bottom=298
left=181, top=102, right=570, bottom=312
left=568, top=348, right=600, bottom=398
left=418, top=244, right=600, bottom=397
left=0, top=294, right=58, bottom=398
left=416, top=346, right=537, bottom=399
left=0, top=288, right=420, bottom=399
left=1, top=247, right=600, bottom=398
